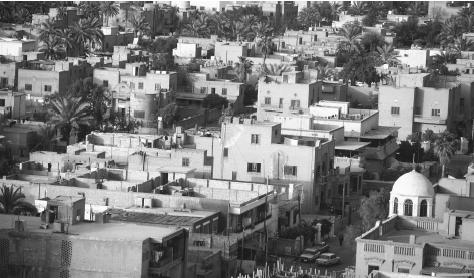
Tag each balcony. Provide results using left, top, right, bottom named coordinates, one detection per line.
left=413, top=115, right=447, bottom=125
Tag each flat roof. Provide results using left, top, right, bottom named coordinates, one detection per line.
left=106, top=208, right=212, bottom=227
left=360, top=126, right=399, bottom=140
left=378, top=229, right=474, bottom=249
left=335, top=141, right=370, bottom=151
left=0, top=214, right=181, bottom=242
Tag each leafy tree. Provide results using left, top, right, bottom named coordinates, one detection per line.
left=252, top=21, right=274, bottom=65
left=362, top=9, right=378, bottom=27
left=359, top=189, right=390, bottom=231
left=243, top=85, right=258, bottom=106
left=100, top=1, right=119, bottom=27
left=298, top=6, right=321, bottom=29
left=202, top=94, right=228, bottom=110
left=182, top=12, right=210, bottom=38
left=0, top=185, right=37, bottom=215
left=438, top=16, right=466, bottom=48
left=360, top=32, right=385, bottom=52
left=393, top=16, right=421, bottom=48
left=434, top=130, right=459, bottom=177
left=158, top=102, right=178, bottom=127
left=457, top=5, right=474, bottom=33
left=342, top=225, right=363, bottom=252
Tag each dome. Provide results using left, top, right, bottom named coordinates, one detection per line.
left=391, top=170, right=434, bottom=197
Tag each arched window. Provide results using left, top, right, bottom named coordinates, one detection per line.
left=404, top=199, right=413, bottom=216
left=393, top=198, right=398, bottom=214
left=420, top=200, right=428, bottom=217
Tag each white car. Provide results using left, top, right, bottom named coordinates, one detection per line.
left=315, top=253, right=341, bottom=266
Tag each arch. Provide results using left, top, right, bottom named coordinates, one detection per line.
left=393, top=197, right=398, bottom=214
left=420, top=200, right=428, bottom=217
left=404, top=199, right=413, bottom=216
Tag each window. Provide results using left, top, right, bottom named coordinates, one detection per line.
left=133, top=110, right=145, bottom=119
left=103, top=80, right=108, bottom=87
left=138, top=82, right=144, bottom=89
left=299, top=37, right=303, bottom=45
left=460, top=98, right=465, bottom=113
left=44, top=85, right=52, bottom=92
left=247, top=162, right=261, bottom=173
left=404, top=199, right=413, bottom=216
left=368, top=265, right=379, bottom=275
left=290, top=100, right=300, bottom=109
left=182, top=157, right=190, bottom=167
left=0, top=99, right=5, bottom=106
left=264, top=97, right=271, bottom=105
left=222, top=88, right=227, bottom=96
left=293, top=210, right=298, bottom=224
left=279, top=98, right=283, bottom=108
left=251, top=134, right=260, bottom=144
left=130, top=82, right=135, bottom=89
left=432, top=108, right=440, bottom=117
left=223, top=148, right=228, bottom=157
left=211, top=88, right=215, bottom=94
left=391, top=106, right=400, bottom=115
left=420, top=199, right=427, bottom=217
left=0, top=77, right=7, bottom=87
left=155, top=84, right=160, bottom=91
left=200, top=87, right=206, bottom=94
left=284, top=166, right=297, bottom=176
left=414, top=106, right=421, bottom=115
left=393, top=197, right=398, bottom=214
left=398, top=268, right=409, bottom=273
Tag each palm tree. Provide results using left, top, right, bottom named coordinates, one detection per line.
left=252, top=21, right=274, bottom=65
left=182, top=12, right=209, bottom=38
left=48, top=96, right=93, bottom=142
left=316, top=64, right=334, bottom=80
left=339, top=22, right=363, bottom=52
left=32, top=124, right=59, bottom=152
left=260, top=64, right=292, bottom=76
left=438, top=17, right=464, bottom=48
left=39, top=37, right=66, bottom=60
left=39, top=18, right=60, bottom=43
left=233, top=56, right=253, bottom=83
left=129, top=14, right=151, bottom=38
left=329, top=2, right=342, bottom=22
left=433, top=131, right=458, bottom=177
left=69, top=17, right=103, bottom=56
left=349, top=1, right=366, bottom=16
left=100, top=1, right=119, bottom=27
left=0, top=185, right=37, bottom=215
left=457, top=6, right=474, bottom=33
left=449, top=37, right=474, bottom=54
left=376, top=44, right=400, bottom=66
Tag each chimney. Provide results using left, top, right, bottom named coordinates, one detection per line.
left=409, top=234, right=416, bottom=244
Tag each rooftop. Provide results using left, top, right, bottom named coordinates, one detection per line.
left=106, top=208, right=217, bottom=227
left=360, top=126, right=399, bottom=140
left=0, top=214, right=182, bottom=242
left=379, top=228, right=474, bottom=249
left=335, top=141, right=370, bottom=151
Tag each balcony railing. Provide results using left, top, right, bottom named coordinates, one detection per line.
left=413, top=115, right=447, bottom=125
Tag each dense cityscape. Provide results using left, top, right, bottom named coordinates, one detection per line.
left=1, top=1, right=474, bottom=278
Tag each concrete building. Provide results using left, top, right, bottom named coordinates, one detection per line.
left=378, top=81, right=469, bottom=141
left=18, top=60, right=92, bottom=100
left=355, top=168, right=474, bottom=278
left=93, top=65, right=177, bottom=126
left=259, top=1, right=298, bottom=28
left=0, top=90, right=26, bottom=120
left=0, top=37, right=35, bottom=57
left=186, top=117, right=335, bottom=213
left=0, top=213, right=189, bottom=278
left=94, top=26, right=135, bottom=52
left=396, top=49, right=431, bottom=69
left=177, top=72, right=245, bottom=111
left=0, top=61, right=19, bottom=89
left=214, top=41, right=249, bottom=64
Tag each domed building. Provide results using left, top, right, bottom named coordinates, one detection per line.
left=389, top=170, right=435, bottom=217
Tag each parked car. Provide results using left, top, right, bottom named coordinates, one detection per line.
left=299, top=247, right=321, bottom=263
left=315, top=253, right=341, bottom=266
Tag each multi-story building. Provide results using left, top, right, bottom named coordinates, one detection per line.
left=93, top=64, right=177, bottom=126
left=94, top=26, right=134, bottom=52
left=0, top=61, right=19, bottom=89
left=0, top=89, right=26, bottom=120
left=0, top=211, right=189, bottom=278
left=379, top=81, right=469, bottom=141
left=0, top=37, right=35, bottom=57
left=177, top=72, right=245, bottom=111
left=185, top=117, right=335, bottom=213
left=18, top=60, right=92, bottom=100
left=355, top=168, right=474, bottom=278
left=259, top=1, right=298, bottom=28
